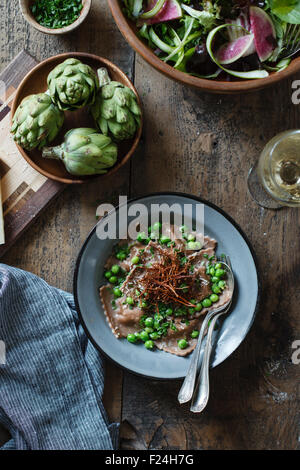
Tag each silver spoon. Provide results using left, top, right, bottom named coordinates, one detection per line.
left=190, top=257, right=234, bottom=413
left=178, top=259, right=234, bottom=405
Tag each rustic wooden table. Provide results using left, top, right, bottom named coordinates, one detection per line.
left=0, top=0, right=299, bottom=450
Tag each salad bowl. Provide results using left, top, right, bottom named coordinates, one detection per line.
left=108, top=0, right=300, bottom=94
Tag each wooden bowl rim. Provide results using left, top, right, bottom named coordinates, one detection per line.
left=19, top=0, right=92, bottom=35
left=108, top=0, right=300, bottom=94
left=11, top=52, right=143, bottom=185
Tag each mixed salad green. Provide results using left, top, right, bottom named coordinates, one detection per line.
left=122, top=0, right=300, bottom=80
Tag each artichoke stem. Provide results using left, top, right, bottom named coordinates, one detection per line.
left=42, top=145, right=63, bottom=160
left=97, top=67, right=111, bottom=87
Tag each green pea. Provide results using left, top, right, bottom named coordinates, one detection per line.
left=126, top=296, right=134, bottom=305
left=137, top=232, right=146, bottom=242
left=160, top=235, right=171, bottom=244
left=154, top=314, right=163, bottom=322
left=215, top=268, right=225, bottom=278
left=187, top=241, right=196, bottom=250
left=188, top=307, right=195, bottom=315
left=190, top=299, right=196, bottom=304
left=144, top=317, right=154, bottom=328
left=141, top=301, right=148, bottom=309
left=127, top=333, right=137, bottom=343
left=111, top=264, right=120, bottom=275
left=131, top=256, right=140, bottom=265
left=150, top=231, right=158, bottom=240
left=134, top=332, right=141, bottom=341
left=104, top=271, right=112, bottom=279
left=193, top=242, right=202, bottom=250
left=140, top=330, right=149, bottom=342
left=209, top=267, right=215, bottom=276
left=212, top=284, right=221, bottom=294
left=116, top=252, right=126, bottom=261
left=144, top=340, right=154, bottom=350
left=166, top=308, right=173, bottom=315
left=145, top=327, right=154, bottom=334
left=113, top=287, right=122, bottom=298
left=218, top=280, right=226, bottom=289
left=211, top=276, right=219, bottom=283
left=210, top=294, right=219, bottom=303
left=195, top=303, right=202, bottom=312
left=150, top=332, right=159, bottom=340
left=178, top=339, right=188, bottom=349
left=109, top=276, right=117, bottom=284
left=152, top=222, right=162, bottom=231
left=191, top=330, right=199, bottom=339
left=202, top=298, right=212, bottom=308
left=215, top=263, right=222, bottom=269
left=180, top=225, right=189, bottom=233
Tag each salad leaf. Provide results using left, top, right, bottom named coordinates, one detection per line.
left=263, top=57, right=291, bottom=70
left=181, top=4, right=216, bottom=31
left=269, top=0, right=300, bottom=24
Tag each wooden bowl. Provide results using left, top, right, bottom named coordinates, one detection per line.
left=11, top=52, right=143, bottom=184
left=108, top=0, right=300, bottom=94
left=19, top=0, right=91, bottom=35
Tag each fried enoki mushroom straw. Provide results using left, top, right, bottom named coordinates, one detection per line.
left=137, top=246, right=197, bottom=308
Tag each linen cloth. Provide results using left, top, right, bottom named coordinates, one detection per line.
left=0, top=263, right=118, bottom=450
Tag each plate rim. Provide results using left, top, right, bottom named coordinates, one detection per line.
left=73, top=191, right=261, bottom=380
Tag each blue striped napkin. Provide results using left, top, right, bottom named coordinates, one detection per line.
left=0, top=264, right=118, bottom=450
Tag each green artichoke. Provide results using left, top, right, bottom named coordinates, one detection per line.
left=47, top=58, right=99, bottom=111
left=91, top=68, right=141, bottom=141
left=42, top=128, right=118, bottom=176
left=11, top=93, right=64, bottom=151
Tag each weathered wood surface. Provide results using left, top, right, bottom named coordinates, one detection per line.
left=0, top=0, right=299, bottom=450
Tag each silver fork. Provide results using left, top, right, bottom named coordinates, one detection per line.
left=280, top=23, right=300, bottom=59
left=178, top=257, right=234, bottom=405
left=190, top=255, right=234, bottom=413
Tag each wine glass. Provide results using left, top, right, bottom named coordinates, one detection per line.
left=247, top=130, right=300, bottom=209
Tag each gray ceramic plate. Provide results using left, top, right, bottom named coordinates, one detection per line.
left=74, top=193, right=260, bottom=379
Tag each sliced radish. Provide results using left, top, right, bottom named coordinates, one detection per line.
left=206, top=24, right=269, bottom=79
left=249, top=6, right=276, bottom=62
left=216, top=34, right=255, bottom=65
left=139, top=0, right=182, bottom=25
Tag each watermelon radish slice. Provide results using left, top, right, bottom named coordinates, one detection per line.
left=138, top=0, right=182, bottom=25
left=216, top=34, right=255, bottom=65
left=206, top=24, right=269, bottom=79
left=249, top=6, right=276, bottom=62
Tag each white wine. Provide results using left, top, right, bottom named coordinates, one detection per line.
left=258, top=130, right=300, bottom=207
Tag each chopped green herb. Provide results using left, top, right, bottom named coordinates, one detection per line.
left=31, top=0, right=83, bottom=30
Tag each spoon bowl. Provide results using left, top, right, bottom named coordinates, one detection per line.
left=190, top=256, right=235, bottom=412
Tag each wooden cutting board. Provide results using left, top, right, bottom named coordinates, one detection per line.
left=0, top=51, right=65, bottom=258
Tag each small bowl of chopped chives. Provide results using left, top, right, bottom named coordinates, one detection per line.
left=19, top=0, right=91, bottom=35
